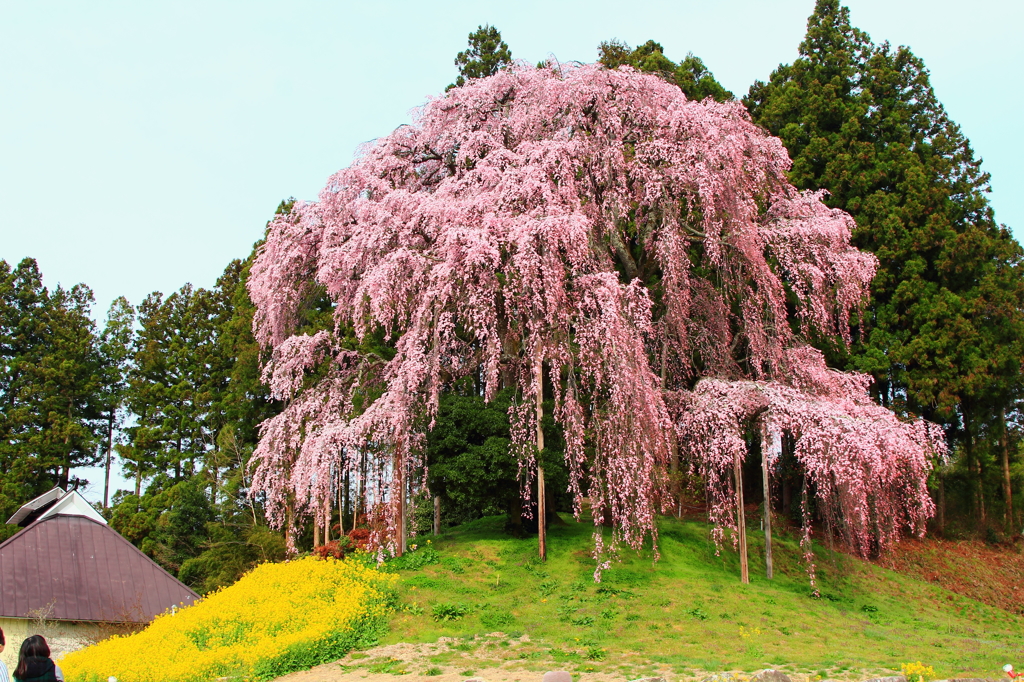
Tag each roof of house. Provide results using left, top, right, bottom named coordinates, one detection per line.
left=6, top=487, right=107, bottom=527
left=6, top=487, right=66, bottom=526
left=0, top=513, right=200, bottom=622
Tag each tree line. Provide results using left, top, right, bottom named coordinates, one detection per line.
left=0, top=0, right=1021, bottom=593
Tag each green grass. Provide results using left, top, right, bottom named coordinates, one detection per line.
left=377, top=514, right=1021, bottom=679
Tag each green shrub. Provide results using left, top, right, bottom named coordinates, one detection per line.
left=432, top=602, right=470, bottom=621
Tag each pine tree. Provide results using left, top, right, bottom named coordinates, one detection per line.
left=597, top=39, right=732, bottom=102
left=451, top=25, right=512, bottom=89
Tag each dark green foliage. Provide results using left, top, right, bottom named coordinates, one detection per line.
left=597, top=39, right=732, bottom=102
left=423, top=388, right=570, bottom=533
left=426, top=390, right=519, bottom=525
left=451, top=25, right=512, bottom=90
left=0, top=206, right=289, bottom=580
left=178, top=525, right=287, bottom=593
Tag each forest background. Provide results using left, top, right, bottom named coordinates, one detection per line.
left=1, top=1, right=1023, bottom=594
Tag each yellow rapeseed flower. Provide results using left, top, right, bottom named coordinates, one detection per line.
left=60, top=556, right=397, bottom=682
left=901, top=661, right=936, bottom=682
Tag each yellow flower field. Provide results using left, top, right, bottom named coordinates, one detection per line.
left=61, top=556, right=397, bottom=682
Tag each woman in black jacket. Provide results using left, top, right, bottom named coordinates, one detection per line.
left=12, top=636, right=63, bottom=682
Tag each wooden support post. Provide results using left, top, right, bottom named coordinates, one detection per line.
left=536, top=352, right=547, bottom=562
left=339, top=471, right=346, bottom=536
left=396, top=448, right=405, bottom=557
left=404, top=469, right=411, bottom=552
left=735, top=452, right=749, bottom=584
left=762, top=445, right=773, bottom=580
left=285, top=502, right=295, bottom=554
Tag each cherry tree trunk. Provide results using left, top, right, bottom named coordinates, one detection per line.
left=404, top=471, right=411, bottom=552
left=433, top=495, right=441, bottom=536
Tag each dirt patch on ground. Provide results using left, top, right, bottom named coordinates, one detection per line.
left=876, top=536, right=1024, bottom=613
left=273, top=634, right=627, bottom=682
left=273, top=634, right=850, bottom=682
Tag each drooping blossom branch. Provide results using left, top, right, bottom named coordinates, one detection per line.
left=677, top=347, right=945, bottom=560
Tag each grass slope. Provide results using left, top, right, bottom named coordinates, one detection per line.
left=368, top=514, right=1020, bottom=680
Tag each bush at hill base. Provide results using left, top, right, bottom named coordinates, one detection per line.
left=60, top=556, right=397, bottom=682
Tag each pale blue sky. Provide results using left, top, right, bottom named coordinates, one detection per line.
left=2, top=1, right=1020, bottom=318
left=0, top=1, right=1020, bottom=500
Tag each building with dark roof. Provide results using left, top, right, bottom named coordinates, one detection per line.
left=0, top=487, right=199, bottom=667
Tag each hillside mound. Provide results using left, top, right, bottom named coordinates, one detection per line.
left=325, top=515, right=1020, bottom=681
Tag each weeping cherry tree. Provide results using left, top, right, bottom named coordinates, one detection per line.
left=247, top=62, right=944, bottom=570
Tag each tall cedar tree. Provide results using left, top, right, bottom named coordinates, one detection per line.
left=745, top=0, right=1024, bottom=528
left=96, top=297, right=135, bottom=508
left=126, top=284, right=231, bottom=484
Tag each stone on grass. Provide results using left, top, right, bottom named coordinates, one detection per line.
left=862, top=677, right=906, bottom=682
left=543, top=671, right=573, bottom=682
left=701, top=674, right=745, bottom=682
left=752, top=670, right=792, bottom=682
left=628, top=677, right=667, bottom=682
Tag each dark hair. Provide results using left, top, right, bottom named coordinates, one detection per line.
left=0, top=624, right=4, bottom=646
left=14, top=634, right=51, bottom=678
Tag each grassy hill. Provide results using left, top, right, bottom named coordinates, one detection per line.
left=352, top=513, right=1021, bottom=681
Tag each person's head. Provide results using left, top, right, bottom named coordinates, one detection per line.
left=14, top=635, right=51, bottom=677
left=0, top=624, right=5, bottom=654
